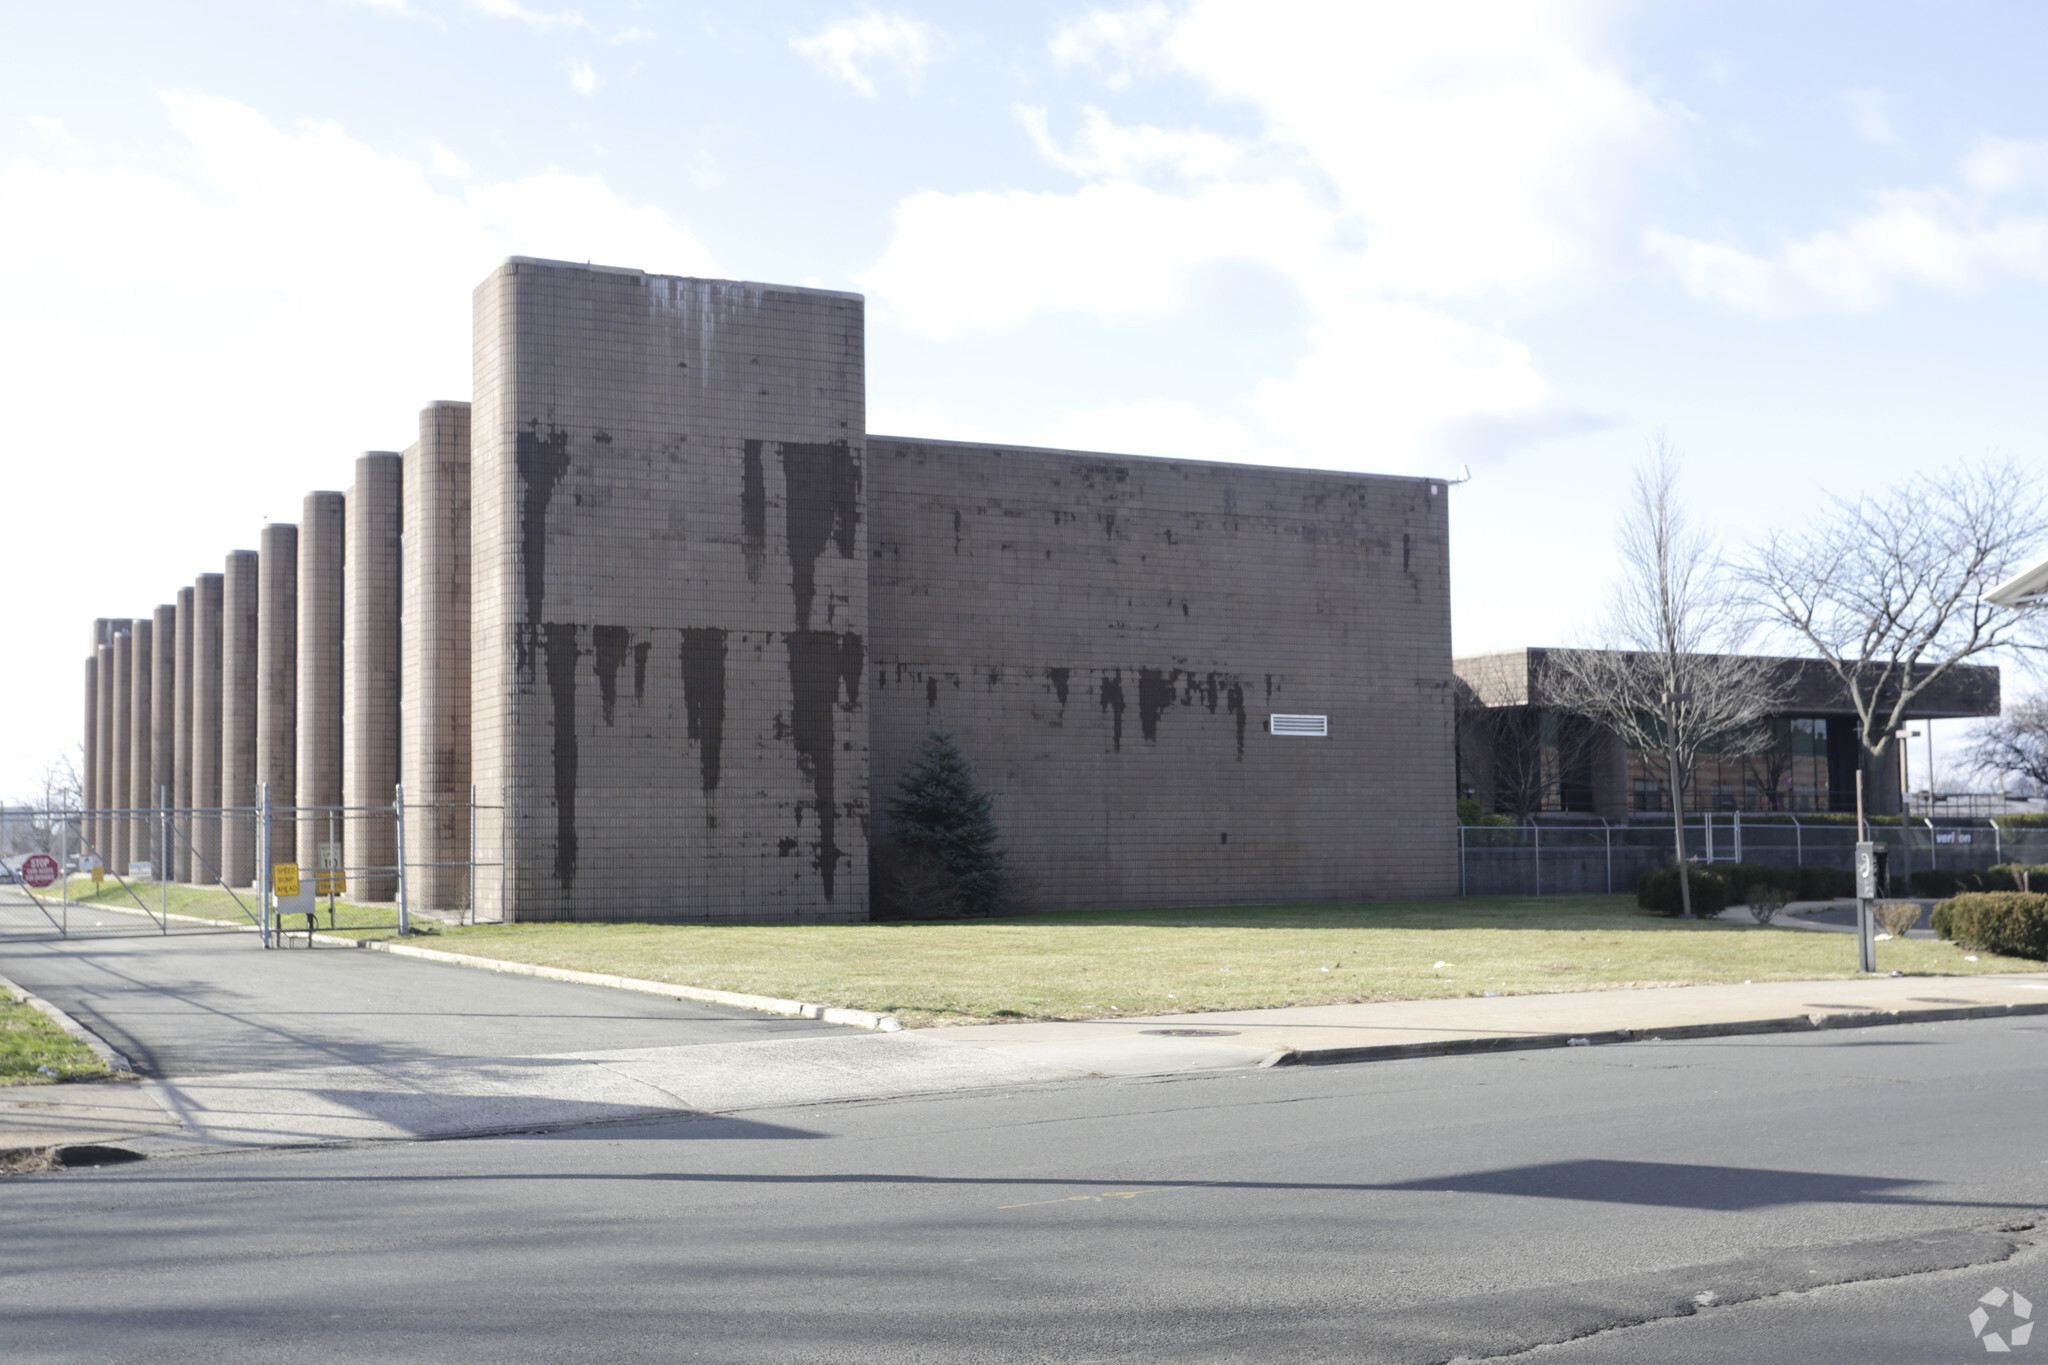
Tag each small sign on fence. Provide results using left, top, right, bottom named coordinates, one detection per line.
left=20, top=854, right=57, bottom=889
left=272, top=862, right=300, bottom=897
left=130, top=860, right=152, bottom=880
left=1935, top=830, right=1973, bottom=845
left=315, top=842, right=344, bottom=896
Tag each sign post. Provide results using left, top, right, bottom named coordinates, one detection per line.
left=1854, top=840, right=1888, bottom=974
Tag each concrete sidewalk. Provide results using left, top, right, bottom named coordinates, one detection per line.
left=7, top=932, right=2047, bottom=1159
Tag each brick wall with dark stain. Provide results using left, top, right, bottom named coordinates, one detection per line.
left=867, top=438, right=1456, bottom=909
left=471, top=259, right=867, bottom=922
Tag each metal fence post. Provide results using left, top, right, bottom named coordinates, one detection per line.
left=160, top=785, right=170, bottom=927
left=1733, top=809, right=1742, bottom=864
left=1533, top=821, right=1542, bottom=896
left=259, top=782, right=272, bottom=949
left=394, top=783, right=409, bottom=937
left=469, top=782, right=478, bottom=928
left=1604, top=820, right=1613, bottom=893
left=1793, top=814, right=1802, bottom=868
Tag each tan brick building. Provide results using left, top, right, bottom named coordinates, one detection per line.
left=79, top=258, right=1457, bottom=919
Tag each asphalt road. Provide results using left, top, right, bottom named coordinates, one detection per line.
left=0, top=928, right=841, bottom=1077
left=5, top=1012, right=2046, bottom=1363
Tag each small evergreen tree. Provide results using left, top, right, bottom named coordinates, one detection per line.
left=885, top=732, right=1006, bottom=916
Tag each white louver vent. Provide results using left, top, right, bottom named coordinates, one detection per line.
left=1268, top=714, right=1329, bottom=737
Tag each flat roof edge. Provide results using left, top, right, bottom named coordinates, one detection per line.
left=867, top=434, right=1445, bottom=486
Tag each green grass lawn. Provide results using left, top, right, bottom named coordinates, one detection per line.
left=427, top=895, right=2043, bottom=1028
left=0, top=999, right=108, bottom=1084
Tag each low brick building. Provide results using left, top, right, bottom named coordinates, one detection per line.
left=1454, top=646, right=1999, bottom=820
left=79, top=259, right=1458, bottom=919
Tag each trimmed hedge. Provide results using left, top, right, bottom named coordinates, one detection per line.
left=1636, top=865, right=1729, bottom=916
left=1908, top=864, right=2048, bottom=898
left=1930, top=892, right=2048, bottom=961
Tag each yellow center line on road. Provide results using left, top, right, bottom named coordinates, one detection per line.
left=999, top=1181, right=1222, bottom=1210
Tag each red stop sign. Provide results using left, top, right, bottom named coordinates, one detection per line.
left=20, top=854, right=58, bottom=889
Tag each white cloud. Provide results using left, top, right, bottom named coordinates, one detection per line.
left=468, top=0, right=590, bottom=34
left=1960, top=136, right=2048, bottom=195
left=1019, top=105, right=1243, bottom=181
left=861, top=179, right=1332, bottom=337
left=568, top=59, right=602, bottom=96
left=1837, top=88, right=1899, bottom=146
left=1648, top=138, right=2048, bottom=314
left=791, top=11, right=938, bottom=97
left=1040, top=399, right=1293, bottom=467
left=863, top=0, right=1664, bottom=471
left=425, top=139, right=471, bottom=177
left=0, top=92, right=723, bottom=792
left=1048, top=2, right=1173, bottom=90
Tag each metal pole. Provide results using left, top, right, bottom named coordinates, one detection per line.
left=1734, top=808, right=1742, bottom=865
left=1604, top=819, right=1613, bottom=893
left=1897, top=734, right=1913, bottom=891
left=160, top=785, right=170, bottom=930
left=1856, top=769, right=1875, bottom=973
left=259, top=782, right=272, bottom=949
left=1459, top=824, right=1467, bottom=897
left=1793, top=814, right=1802, bottom=868
left=395, top=783, right=409, bottom=937
left=469, top=782, right=478, bottom=927
left=1533, top=821, right=1541, bottom=896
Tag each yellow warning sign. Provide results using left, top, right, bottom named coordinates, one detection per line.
left=316, top=870, right=346, bottom=897
left=272, top=862, right=300, bottom=897
left=90, top=864, right=104, bottom=885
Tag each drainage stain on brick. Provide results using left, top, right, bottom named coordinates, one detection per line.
left=679, top=628, right=727, bottom=793
left=514, top=422, right=570, bottom=675
left=786, top=629, right=865, bottom=900
left=542, top=622, right=580, bottom=890
left=1137, top=667, right=1175, bottom=742
left=1100, top=670, right=1126, bottom=750
left=781, top=440, right=860, bottom=631
left=592, top=626, right=631, bottom=726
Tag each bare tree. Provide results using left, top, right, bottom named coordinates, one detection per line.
left=1546, top=440, right=1782, bottom=915
left=1454, top=653, right=1607, bottom=819
left=1968, top=694, right=2048, bottom=796
left=1741, top=720, right=1797, bottom=811
left=1458, top=654, right=1613, bottom=818
left=1, top=748, right=83, bottom=857
left=1743, top=459, right=2045, bottom=823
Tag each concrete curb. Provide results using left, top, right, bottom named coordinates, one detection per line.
left=1263, top=998, right=2048, bottom=1067
left=0, top=969, right=135, bottom=1075
left=350, top=939, right=907, bottom=1032
left=73, top=899, right=907, bottom=1031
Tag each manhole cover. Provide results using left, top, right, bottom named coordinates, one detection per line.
left=1910, top=997, right=1979, bottom=1005
left=1141, top=1028, right=1241, bottom=1037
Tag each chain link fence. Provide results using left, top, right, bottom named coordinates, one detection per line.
left=0, top=784, right=504, bottom=944
left=1460, top=816, right=2048, bottom=897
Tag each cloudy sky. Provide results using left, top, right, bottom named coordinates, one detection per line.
left=4, top=0, right=2046, bottom=797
